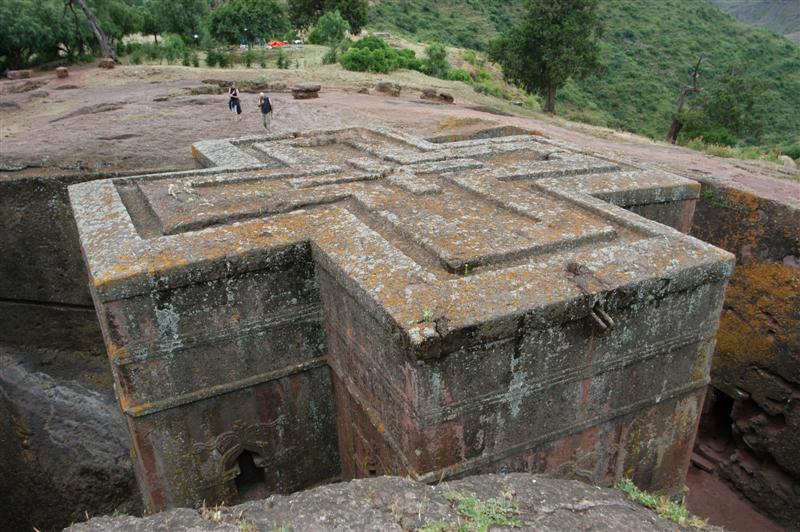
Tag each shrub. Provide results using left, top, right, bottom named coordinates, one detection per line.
left=461, top=50, right=477, bottom=65
left=162, top=35, right=186, bottom=65
left=205, top=49, right=219, bottom=67
left=217, top=50, right=231, bottom=68
left=143, top=43, right=162, bottom=63
left=243, top=49, right=256, bottom=68
left=322, top=46, right=338, bottom=65
left=276, top=50, right=289, bottom=69
left=307, top=27, right=323, bottom=45
left=447, top=68, right=471, bottom=83
left=340, top=46, right=392, bottom=73
left=339, top=36, right=420, bottom=73
left=129, top=49, right=143, bottom=65
left=191, top=52, right=200, bottom=67
left=396, top=48, right=423, bottom=71
left=423, top=42, right=449, bottom=79
left=780, top=140, right=800, bottom=160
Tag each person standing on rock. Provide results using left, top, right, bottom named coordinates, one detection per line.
left=228, top=82, right=242, bottom=122
left=258, top=92, right=274, bottom=130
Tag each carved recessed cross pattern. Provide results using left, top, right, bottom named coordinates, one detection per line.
left=70, top=126, right=733, bottom=511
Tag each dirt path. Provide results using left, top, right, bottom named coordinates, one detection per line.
left=686, top=465, right=785, bottom=532
left=2, top=65, right=798, bottom=207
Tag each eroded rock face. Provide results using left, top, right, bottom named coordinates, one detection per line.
left=0, top=349, right=140, bottom=531
left=66, top=474, right=682, bottom=531
left=690, top=180, right=800, bottom=527
left=70, top=126, right=733, bottom=513
left=421, top=87, right=454, bottom=104
left=292, top=84, right=321, bottom=99
left=375, top=81, right=401, bottom=96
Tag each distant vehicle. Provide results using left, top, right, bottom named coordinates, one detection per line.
left=268, top=41, right=286, bottom=47
left=293, top=39, right=304, bottom=47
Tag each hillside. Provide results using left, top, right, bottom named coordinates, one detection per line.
left=708, top=0, right=800, bottom=45
left=369, top=0, right=800, bottom=153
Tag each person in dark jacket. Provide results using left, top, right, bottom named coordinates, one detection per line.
left=228, top=83, right=242, bottom=121
left=258, top=92, right=274, bottom=130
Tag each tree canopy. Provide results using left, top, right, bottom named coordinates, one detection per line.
left=423, top=42, right=449, bottom=79
left=207, top=0, right=289, bottom=44
left=489, top=0, right=603, bottom=114
left=0, top=0, right=141, bottom=69
left=151, top=0, right=209, bottom=41
left=679, top=63, right=766, bottom=146
left=288, top=0, right=366, bottom=34
left=307, top=10, right=349, bottom=45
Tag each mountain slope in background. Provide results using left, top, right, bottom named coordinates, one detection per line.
left=708, top=0, right=800, bottom=45
left=369, top=0, right=800, bottom=151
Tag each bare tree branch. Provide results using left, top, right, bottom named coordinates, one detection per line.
left=666, top=54, right=704, bottom=144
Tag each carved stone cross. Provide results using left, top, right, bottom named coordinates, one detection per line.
left=70, top=126, right=732, bottom=511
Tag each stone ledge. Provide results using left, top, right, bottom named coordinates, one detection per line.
left=66, top=474, right=684, bottom=531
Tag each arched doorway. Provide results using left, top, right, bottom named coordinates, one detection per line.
left=234, top=449, right=268, bottom=502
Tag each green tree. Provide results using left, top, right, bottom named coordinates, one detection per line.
left=679, top=63, right=766, bottom=146
left=207, top=0, right=289, bottom=45
left=310, top=10, right=349, bottom=45
left=288, top=0, right=366, bottom=34
left=1, top=0, right=142, bottom=68
left=339, top=36, right=420, bottom=73
left=140, top=0, right=162, bottom=43
left=330, top=0, right=366, bottom=34
left=151, top=0, right=209, bottom=41
left=423, top=42, right=449, bottom=79
left=489, top=0, right=603, bottom=114
left=0, top=0, right=64, bottom=68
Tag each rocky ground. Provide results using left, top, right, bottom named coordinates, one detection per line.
left=1, top=63, right=798, bottom=206
left=1, top=62, right=796, bottom=531
left=0, top=345, right=141, bottom=531
left=67, top=474, right=692, bottom=531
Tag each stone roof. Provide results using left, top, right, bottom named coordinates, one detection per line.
left=69, top=126, right=733, bottom=360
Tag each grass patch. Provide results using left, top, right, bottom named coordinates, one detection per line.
left=421, top=491, right=522, bottom=532
left=684, top=138, right=785, bottom=164
left=615, top=478, right=706, bottom=529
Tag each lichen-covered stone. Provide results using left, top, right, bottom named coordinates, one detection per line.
left=66, top=474, right=684, bottom=531
left=6, top=69, right=32, bottom=80
left=690, top=179, right=800, bottom=527
left=69, top=126, right=733, bottom=512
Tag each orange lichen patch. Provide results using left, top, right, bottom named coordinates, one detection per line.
left=128, top=402, right=154, bottom=416
left=696, top=184, right=800, bottom=262
left=714, top=262, right=800, bottom=387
